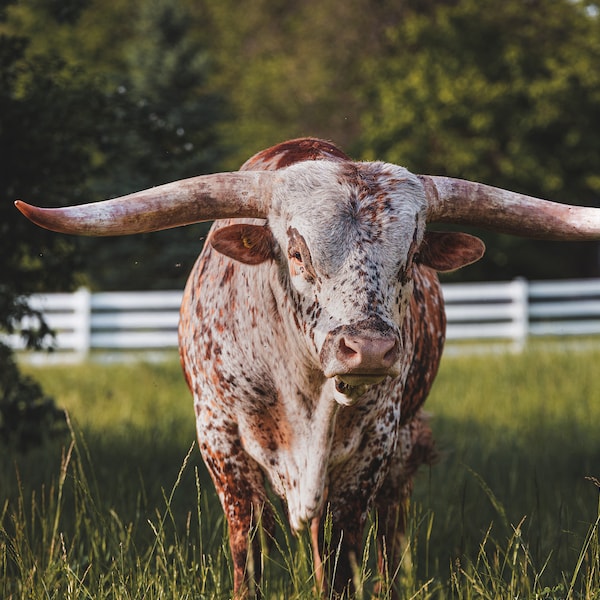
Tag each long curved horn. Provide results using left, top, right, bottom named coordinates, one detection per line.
left=14, top=172, right=273, bottom=236
left=420, top=176, right=600, bottom=241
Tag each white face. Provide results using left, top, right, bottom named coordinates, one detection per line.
left=267, top=160, right=428, bottom=400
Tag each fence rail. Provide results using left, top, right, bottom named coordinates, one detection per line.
left=7, top=278, right=600, bottom=363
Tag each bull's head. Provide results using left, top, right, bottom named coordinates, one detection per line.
left=15, top=155, right=600, bottom=403
left=206, top=161, right=486, bottom=404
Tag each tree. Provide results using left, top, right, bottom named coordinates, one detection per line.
left=2, top=0, right=226, bottom=291
left=0, top=28, right=104, bottom=448
left=201, top=0, right=414, bottom=167
left=79, top=0, right=225, bottom=290
left=1, top=0, right=228, bottom=447
left=359, top=0, right=600, bottom=280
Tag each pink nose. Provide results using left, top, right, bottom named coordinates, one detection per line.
left=336, top=335, right=399, bottom=372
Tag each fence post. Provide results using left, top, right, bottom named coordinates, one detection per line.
left=72, top=288, right=91, bottom=360
left=511, top=278, right=529, bottom=352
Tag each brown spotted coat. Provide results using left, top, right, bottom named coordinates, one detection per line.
left=179, top=139, right=468, bottom=597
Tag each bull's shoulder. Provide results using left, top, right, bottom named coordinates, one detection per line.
left=240, top=138, right=350, bottom=171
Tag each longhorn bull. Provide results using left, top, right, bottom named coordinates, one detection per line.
left=15, top=138, right=600, bottom=597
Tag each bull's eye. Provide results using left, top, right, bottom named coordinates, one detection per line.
left=289, top=250, right=309, bottom=279
left=287, top=227, right=318, bottom=284
left=288, top=247, right=317, bottom=284
left=288, top=249, right=304, bottom=269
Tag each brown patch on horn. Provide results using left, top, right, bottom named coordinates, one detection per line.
left=14, top=172, right=272, bottom=236
left=420, top=175, right=600, bottom=241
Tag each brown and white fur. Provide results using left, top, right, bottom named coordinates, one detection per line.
left=16, top=137, right=600, bottom=598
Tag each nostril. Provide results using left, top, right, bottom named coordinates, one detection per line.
left=338, top=337, right=359, bottom=359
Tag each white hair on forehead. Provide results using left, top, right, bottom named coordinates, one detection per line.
left=270, top=160, right=428, bottom=274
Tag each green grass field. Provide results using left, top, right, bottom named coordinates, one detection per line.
left=2, top=346, right=600, bottom=598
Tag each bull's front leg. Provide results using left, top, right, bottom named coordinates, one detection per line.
left=375, top=411, right=437, bottom=598
left=222, top=477, right=274, bottom=599
left=324, top=456, right=390, bottom=595
left=318, top=491, right=368, bottom=596
left=196, top=407, right=273, bottom=598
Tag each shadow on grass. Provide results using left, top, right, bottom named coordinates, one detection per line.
left=2, top=424, right=217, bottom=544
left=411, top=410, right=600, bottom=589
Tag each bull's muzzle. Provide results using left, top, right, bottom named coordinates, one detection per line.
left=321, top=318, right=401, bottom=396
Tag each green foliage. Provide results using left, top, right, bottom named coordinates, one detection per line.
left=0, top=345, right=67, bottom=451
left=2, top=0, right=226, bottom=291
left=0, top=0, right=226, bottom=440
left=1, top=348, right=600, bottom=597
left=79, top=0, right=225, bottom=290
left=202, top=0, right=403, bottom=167
left=5, top=0, right=600, bottom=286
left=86, top=0, right=224, bottom=194
left=359, top=0, right=600, bottom=280
left=0, top=33, right=91, bottom=299
left=0, top=9, right=109, bottom=451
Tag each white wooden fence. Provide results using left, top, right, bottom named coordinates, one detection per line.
left=443, top=278, right=600, bottom=353
left=6, top=278, right=600, bottom=363
left=7, top=289, right=182, bottom=363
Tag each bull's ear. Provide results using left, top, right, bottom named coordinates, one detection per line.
left=210, top=223, right=275, bottom=265
left=418, top=231, right=485, bottom=272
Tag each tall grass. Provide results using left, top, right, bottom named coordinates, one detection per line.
left=1, top=347, right=599, bottom=598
